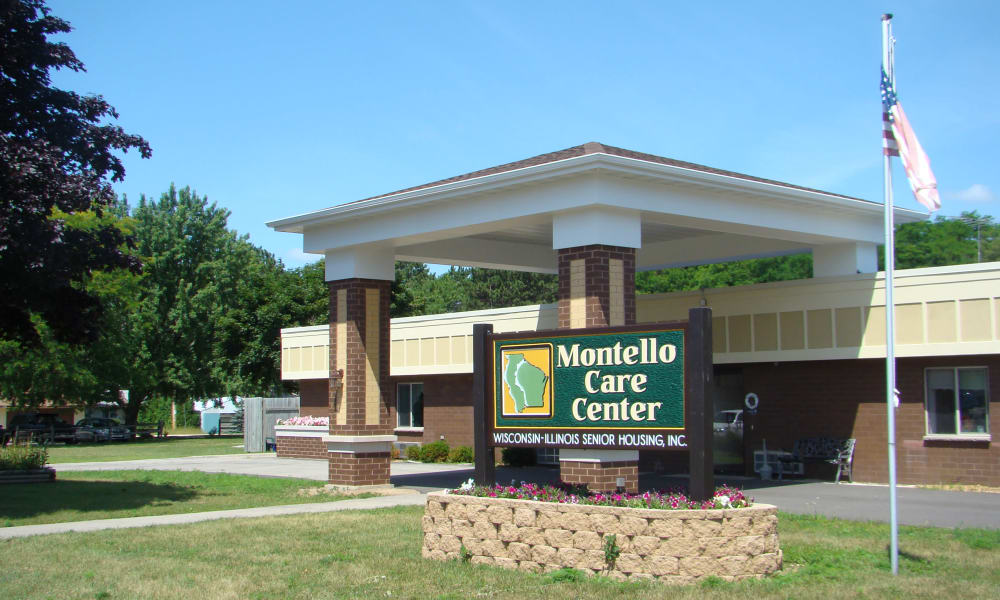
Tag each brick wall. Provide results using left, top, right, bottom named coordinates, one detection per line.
left=559, top=460, right=639, bottom=493
left=389, top=374, right=475, bottom=447
left=276, top=434, right=326, bottom=459
left=298, top=379, right=328, bottom=412
left=742, top=354, right=1000, bottom=486
left=328, top=452, right=391, bottom=486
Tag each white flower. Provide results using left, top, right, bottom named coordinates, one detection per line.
left=714, top=493, right=731, bottom=507
left=459, top=478, right=475, bottom=491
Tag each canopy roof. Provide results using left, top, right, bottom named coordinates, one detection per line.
left=269, top=142, right=924, bottom=276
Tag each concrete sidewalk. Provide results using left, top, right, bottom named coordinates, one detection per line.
left=0, top=490, right=428, bottom=540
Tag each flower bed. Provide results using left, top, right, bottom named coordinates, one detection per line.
left=450, top=480, right=751, bottom=510
left=422, top=485, right=780, bottom=584
left=276, top=415, right=329, bottom=426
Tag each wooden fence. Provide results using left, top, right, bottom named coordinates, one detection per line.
left=243, top=397, right=300, bottom=452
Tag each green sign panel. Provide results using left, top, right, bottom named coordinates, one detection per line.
left=491, top=328, right=685, bottom=449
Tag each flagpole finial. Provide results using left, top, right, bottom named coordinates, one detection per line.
left=882, top=13, right=893, bottom=21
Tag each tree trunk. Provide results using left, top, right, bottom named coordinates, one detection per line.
left=123, top=395, right=145, bottom=426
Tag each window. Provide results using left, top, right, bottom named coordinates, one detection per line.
left=397, top=383, right=423, bottom=429
left=925, top=368, right=990, bottom=436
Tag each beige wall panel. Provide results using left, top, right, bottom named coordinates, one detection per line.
left=863, top=306, right=886, bottom=346
left=451, top=336, right=467, bottom=364
left=466, top=336, right=474, bottom=363
left=364, top=288, right=380, bottom=426
left=570, top=258, right=585, bottom=328
left=712, top=316, right=727, bottom=353
left=753, top=313, right=778, bottom=351
left=728, top=315, right=751, bottom=352
left=835, top=307, right=862, bottom=348
left=779, top=311, right=805, bottom=350
left=609, top=258, right=625, bottom=326
left=807, top=309, right=833, bottom=349
left=391, top=340, right=404, bottom=367
left=419, top=338, right=435, bottom=366
left=434, top=337, right=451, bottom=365
left=996, top=298, right=1000, bottom=340
left=404, top=339, right=419, bottom=367
left=926, top=301, right=957, bottom=343
left=313, top=347, right=326, bottom=372
left=895, top=303, right=923, bottom=344
left=959, top=299, right=991, bottom=342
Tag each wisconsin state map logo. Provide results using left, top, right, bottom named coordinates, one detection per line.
left=500, top=343, right=553, bottom=418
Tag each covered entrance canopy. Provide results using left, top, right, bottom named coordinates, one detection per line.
left=267, top=142, right=926, bottom=491
left=268, top=142, right=923, bottom=279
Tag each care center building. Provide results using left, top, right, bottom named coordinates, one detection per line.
left=269, top=143, right=999, bottom=488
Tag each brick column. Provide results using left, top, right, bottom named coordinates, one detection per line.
left=556, top=245, right=639, bottom=492
left=326, top=278, right=395, bottom=487
left=557, top=244, right=636, bottom=329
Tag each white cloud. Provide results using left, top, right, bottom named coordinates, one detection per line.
left=950, top=184, right=996, bottom=204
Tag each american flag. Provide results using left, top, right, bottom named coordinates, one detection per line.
left=880, top=66, right=941, bottom=212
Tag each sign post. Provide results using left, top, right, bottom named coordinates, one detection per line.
left=472, top=323, right=495, bottom=486
left=686, top=307, right=714, bottom=501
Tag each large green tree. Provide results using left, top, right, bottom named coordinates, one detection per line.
left=0, top=0, right=150, bottom=346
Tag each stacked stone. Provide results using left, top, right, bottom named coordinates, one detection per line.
left=421, top=492, right=781, bottom=584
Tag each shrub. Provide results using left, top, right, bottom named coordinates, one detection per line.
left=390, top=445, right=400, bottom=460
left=419, top=440, right=450, bottom=463
left=0, top=444, right=48, bottom=470
left=501, top=447, right=536, bottom=467
left=447, top=446, right=474, bottom=463
left=405, top=445, right=422, bottom=461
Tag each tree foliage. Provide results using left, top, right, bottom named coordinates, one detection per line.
left=890, top=211, right=998, bottom=269
left=0, top=0, right=150, bottom=346
left=636, top=254, right=813, bottom=295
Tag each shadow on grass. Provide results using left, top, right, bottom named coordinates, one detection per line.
left=0, top=479, right=200, bottom=521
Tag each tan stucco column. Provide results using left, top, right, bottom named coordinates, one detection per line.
left=556, top=243, right=640, bottom=492
left=325, top=247, right=396, bottom=488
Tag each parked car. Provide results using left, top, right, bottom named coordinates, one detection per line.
left=74, top=418, right=112, bottom=443
left=75, top=417, right=134, bottom=442
left=713, top=409, right=743, bottom=433
left=7, top=413, right=78, bottom=444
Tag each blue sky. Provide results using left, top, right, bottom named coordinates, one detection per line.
left=49, top=1, right=1000, bottom=268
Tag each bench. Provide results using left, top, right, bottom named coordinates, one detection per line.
left=781, top=437, right=856, bottom=483
left=135, top=421, right=166, bottom=439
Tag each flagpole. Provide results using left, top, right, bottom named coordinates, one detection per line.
left=881, top=13, right=900, bottom=576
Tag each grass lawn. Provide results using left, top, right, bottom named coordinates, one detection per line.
left=46, top=436, right=248, bottom=463
left=0, top=507, right=997, bottom=599
left=0, top=470, right=362, bottom=526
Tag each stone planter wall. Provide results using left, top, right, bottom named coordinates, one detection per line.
left=0, top=467, right=56, bottom=484
left=421, top=492, right=781, bottom=584
left=274, top=425, right=327, bottom=459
